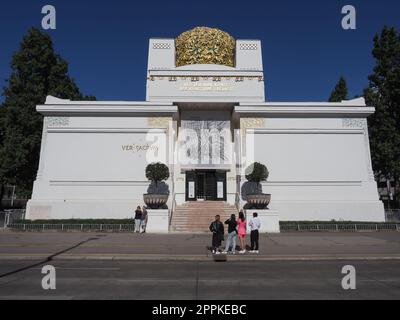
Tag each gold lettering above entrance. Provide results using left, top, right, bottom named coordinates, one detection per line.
left=179, top=82, right=232, bottom=92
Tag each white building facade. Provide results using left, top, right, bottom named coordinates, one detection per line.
left=26, top=27, right=385, bottom=228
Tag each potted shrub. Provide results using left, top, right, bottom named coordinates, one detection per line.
left=244, top=162, right=271, bottom=209
left=143, top=162, right=170, bottom=209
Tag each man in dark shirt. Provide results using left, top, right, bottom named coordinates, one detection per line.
left=209, top=215, right=224, bottom=254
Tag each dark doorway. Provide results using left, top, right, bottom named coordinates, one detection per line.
left=186, top=170, right=227, bottom=201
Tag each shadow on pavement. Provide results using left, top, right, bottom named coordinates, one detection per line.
left=0, top=236, right=100, bottom=278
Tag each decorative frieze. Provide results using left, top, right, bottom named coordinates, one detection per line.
left=148, top=117, right=172, bottom=129
left=148, top=75, right=262, bottom=81
left=240, top=118, right=265, bottom=136
left=153, top=43, right=171, bottom=50
left=342, top=118, right=367, bottom=128
left=239, top=43, right=258, bottom=50
left=47, top=117, right=70, bottom=127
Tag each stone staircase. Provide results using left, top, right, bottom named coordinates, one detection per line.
left=170, top=201, right=238, bottom=232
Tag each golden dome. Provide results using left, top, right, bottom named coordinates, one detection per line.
left=175, top=27, right=236, bottom=67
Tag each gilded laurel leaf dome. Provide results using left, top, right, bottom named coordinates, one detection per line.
left=175, top=27, right=236, bottom=67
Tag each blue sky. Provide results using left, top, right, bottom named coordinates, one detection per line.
left=0, top=0, right=399, bottom=102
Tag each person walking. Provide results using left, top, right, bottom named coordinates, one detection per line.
left=249, top=212, right=261, bottom=254
left=134, top=206, right=142, bottom=233
left=140, top=206, right=148, bottom=233
left=209, top=215, right=224, bottom=254
left=237, top=211, right=247, bottom=254
left=222, top=214, right=237, bottom=254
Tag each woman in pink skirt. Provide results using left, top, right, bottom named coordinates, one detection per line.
left=237, top=211, right=247, bottom=254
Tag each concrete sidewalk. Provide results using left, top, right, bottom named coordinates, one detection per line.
left=0, top=231, right=400, bottom=261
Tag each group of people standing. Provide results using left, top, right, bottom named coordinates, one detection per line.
left=209, top=210, right=261, bottom=255
left=134, top=206, right=148, bottom=233
left=134, top=206, right=261, bottom=255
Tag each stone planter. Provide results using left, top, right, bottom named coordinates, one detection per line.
left=143, top=194, right=169, bottom=209
left=246, top=193, right=271, bottom=209
left=145, top=209, right=170, bottom=233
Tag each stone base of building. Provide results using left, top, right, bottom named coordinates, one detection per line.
left=26, top=197, right=385, bottom=224
left=26, top=200, right=171, bottom=233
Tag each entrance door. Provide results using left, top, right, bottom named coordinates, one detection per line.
left=185, top=170, right=227, bottom=201
left=202, top=171, right=216, bottom=200
left=196, top=172, right=206, bottom=200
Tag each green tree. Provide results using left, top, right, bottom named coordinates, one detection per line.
left=0, top=27, right=95, bottom=204
left=0, top=106, right=5, bottom=206
left=145, top=162, right=170, bottom=187
left=245, top=162, right=269, bottom=183
left=364, top=26, right=400, bottom=207
left=329, top=77, right=349, bottom=102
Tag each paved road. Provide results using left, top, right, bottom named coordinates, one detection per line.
left=0, top=259, right=399, bottom=299
left=1, top=231, right=400, bottom=260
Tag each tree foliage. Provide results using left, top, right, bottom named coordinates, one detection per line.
left=364, top=26, right=400, bottom=203
left=245, top=162, right=269, bottom=183
left=0, top=28, right=95, bottom=197
left=329, top=77, right=348, bottom=102
left=145, top=162, right=170, bottom=185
